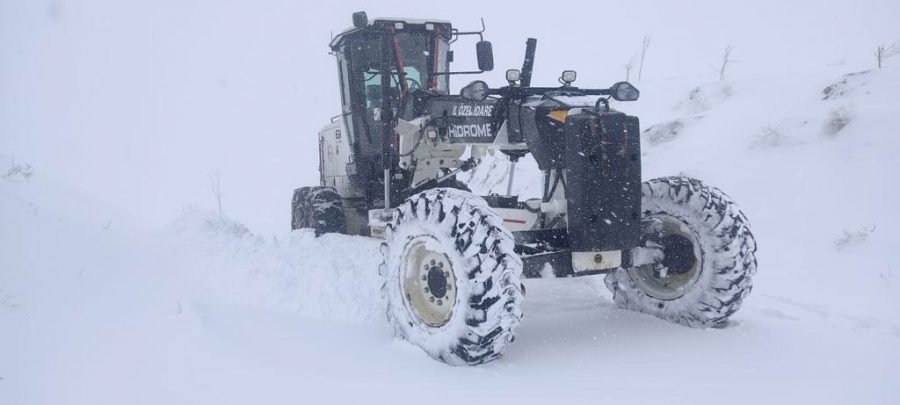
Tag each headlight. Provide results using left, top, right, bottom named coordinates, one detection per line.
left=460, top=80, right=489, bottom=101
left=610, top=81, right=640, bottom=101
left=560, top=70, right=577, bottom=84
left=506, top=69, right=521, bottom=83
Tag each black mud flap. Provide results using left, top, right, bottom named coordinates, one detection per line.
left=563, top=111, right=642, bottom=252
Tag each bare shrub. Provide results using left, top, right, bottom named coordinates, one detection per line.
left=751, top=125, right=792, bottom=148
left=0, top=290, right=21, bottom=310
left=643, top=119, right=686, bottom=145
left=623, top=54, right=638, bottom=81
left=715, top=46, right=735, bottom=81
left=638, top=35, right=652, bottom=81
left=834, top=225, right=876, bottom=251
left=881, top=265, right=893, bottom=285
left=2, top=156, right=34, bottom=182
left=681, top=83, right=733, bottom=113
left=208, top=169, right=223, bottom=217
left=824, top=107, right=852, bottom=136
left=875, top=42, right=899, bottom=69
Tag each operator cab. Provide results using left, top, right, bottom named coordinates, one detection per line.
left=329, top=15, right=454, bottom=201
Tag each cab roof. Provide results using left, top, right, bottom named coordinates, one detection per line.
left=329, top=17, right=453, bottom=50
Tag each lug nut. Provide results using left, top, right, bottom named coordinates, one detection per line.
left=424, top=287, right=429, bottom=293
left=421, top=275, right=427, bottom=281
left=437, top=299, right=443, bottom=306
left=429, top=296, right=435, bottom=303
left=438, top=262, right=444, bottom=268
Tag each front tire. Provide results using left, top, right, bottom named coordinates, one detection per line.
left=380, top=188, right=524, bottom=366
left=605, top=177, right=757, bottom=327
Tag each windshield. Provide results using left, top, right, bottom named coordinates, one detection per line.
left=351, top=31, right=448, bottom=109
left=337, top=28, right=450, bottom=160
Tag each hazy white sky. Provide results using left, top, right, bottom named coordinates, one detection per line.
left=1, top=0, right=898, bottom=232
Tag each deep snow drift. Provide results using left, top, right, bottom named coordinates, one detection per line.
left=3, top=64, right=899, bottom=404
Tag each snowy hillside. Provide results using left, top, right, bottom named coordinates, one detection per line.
left=4, top=66, right=899, bottom=404
left=3, top=1, right=900, bottom=404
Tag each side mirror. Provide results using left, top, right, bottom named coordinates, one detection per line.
left=610, top=81, right=640, bottom=101
left=460, top=80, right=489, bottom=101
left=476, top=41, right=494, bottom=72
left=352, top=11, right=368, bottom=28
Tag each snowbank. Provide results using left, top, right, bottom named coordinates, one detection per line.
left=165, top=208, right=383, bottom=323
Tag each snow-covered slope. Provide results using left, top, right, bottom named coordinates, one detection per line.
left=3, top=65, right=899, bottom=404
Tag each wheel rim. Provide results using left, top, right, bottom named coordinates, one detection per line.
left=631, top=214, right=703, bottom=300
left=401, top=238, right=458, bottom=327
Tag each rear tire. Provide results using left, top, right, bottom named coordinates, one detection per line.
left=291, top=186, right=346, bottom=236
left=380, top=188, right=524, bottom=366
left=291, top=187, right=311, bottom=230
left=605, top=176, right=757, bottom=327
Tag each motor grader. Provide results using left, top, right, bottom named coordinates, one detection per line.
left=292, top=11, right=757, bottom=366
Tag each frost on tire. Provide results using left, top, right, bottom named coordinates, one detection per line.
left=291, top=186, right=345, bottom=236
left=605, top=176, right=757, bottom=327
left=380, top=188, right=524, bottom=366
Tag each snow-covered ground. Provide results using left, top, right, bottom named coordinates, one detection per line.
left=3, top=1, right=900, bottom=404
